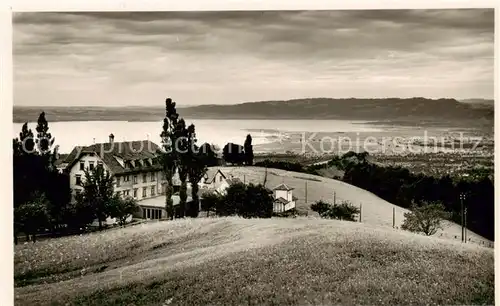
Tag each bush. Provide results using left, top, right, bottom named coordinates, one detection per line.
left=216, top=183, right=273, bottom=218
left=200, top=191, right=222, bottom=217
left=107, top=195, right=139, bottom=226
left=311, top=200, right=360, bottom=221
left=186, top=200, right=200, bottom=218
left=310, top=200, right=331, bottom=216
left=401, top=201, right=451, bottom=236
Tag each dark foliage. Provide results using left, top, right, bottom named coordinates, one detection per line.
left=200, top=191, right=222, bottom=217
left=222, top=143, right=245, bottom=165
left=342, top=157, right=494, bottom=240
left=13, top=114, right=72, bottom=242
left=311, top=200, right=360, bottom=221
left=216, top=183, right=273, bottom=218
left=244, top=134, right=254, bottom=166
left=198, top=143, right=219, bottom=167
left=401, top=202, right=451, bottom=236
left=256, top=150, right=493, bottom=240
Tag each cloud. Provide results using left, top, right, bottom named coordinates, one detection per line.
left=13, top=9, right=494, bottom=106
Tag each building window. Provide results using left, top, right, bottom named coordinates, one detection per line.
left=133, top=175, right=138, bottom=184
left=97, top=161, right=103, bottom=167
left=142, top=187, right=147, bottom=198
left=158, top=210, right=162, bottom=219
left=89, top=161, right=95, bottom=170
left=124, top=189, right=129, bottom=196
left=151, top=186, right=156, bottom=196
left=133, top=188, right=138, bottom=198
left=116, top=191, right=121, bottom=197
left=79, top=161, right=85, bottom=171
left=75, top=174, right=82, bottom=185
left=116, top=176, right=121, bottom=187
left=146, top=209, right=150, bottom=219
left=151, top=172, right=156, bottom=182
left=143, top=209, right=146, bottom=219
left=143, top=174, right=147, bottom=183
left=125, top=175, right=130, bottom=182
left=219, top=175, right=223, bottom=182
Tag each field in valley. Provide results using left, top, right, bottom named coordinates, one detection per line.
left=14, top=217, right=494, bottom=305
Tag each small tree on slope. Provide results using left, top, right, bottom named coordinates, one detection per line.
left=401, top=201, right=450, bottom=236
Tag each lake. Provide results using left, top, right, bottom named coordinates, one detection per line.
left=13, top=119, right=389, bottom=154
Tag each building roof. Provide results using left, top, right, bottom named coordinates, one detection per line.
left=226, top=177, right=243, bottom=185
left=203, top=168, right=227, bottom=184
left=273, top=183, right=294, bottom=191
left=274, top=197, right=289, bottom=204
left=65, top=140, right=163, bottom=175
left=54, top=154, right=69, bottom=166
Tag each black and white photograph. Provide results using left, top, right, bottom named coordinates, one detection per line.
left=10, top=6, right=495, bottom=305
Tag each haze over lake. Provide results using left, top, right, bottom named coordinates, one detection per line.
left=13, top=119, right=387, bottom=154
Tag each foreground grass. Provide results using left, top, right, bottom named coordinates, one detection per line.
left=15, top=217, right=493, bottom=305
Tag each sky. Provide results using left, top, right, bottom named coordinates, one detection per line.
left=13, top=9, right=494, bottom=107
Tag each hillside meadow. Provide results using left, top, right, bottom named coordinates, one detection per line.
left=15, top=217, right=493, bottom=305
left=214, top=166, right=491, bottom=246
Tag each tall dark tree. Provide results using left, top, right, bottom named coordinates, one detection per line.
left=187, top=125, right=207, bottom=218
left=244, top=134, right=254, bottom=166
left=175, top=119, right=190, bottom=218
left=78, top=165, right=115, bottom=229
left=35, top=112, right=57, bottom=170
left=159, top=98, right=180, bottom=219
left=13, top=115, right=71, bottom=241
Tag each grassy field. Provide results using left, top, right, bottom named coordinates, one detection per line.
left=215, top=166, right=491, bottom=246
left=15, top=217, right=494, bottom=305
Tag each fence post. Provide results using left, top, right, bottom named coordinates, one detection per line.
left=305, top=181, right=308, bottom=205
left=359, top=203, right=362, bottom=222
left=333, top=191, right=336, bottom=205
left=392, top=206, right=395, bottom=228
left=464, top=207, right=468, bottom=243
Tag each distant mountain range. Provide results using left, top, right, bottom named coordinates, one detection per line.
left=13, top=98, right=493, bottom=127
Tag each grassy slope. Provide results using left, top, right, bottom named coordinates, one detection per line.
left=215, top=166, right=491, bottom=246
left=15, top=217, right=493, bottom=305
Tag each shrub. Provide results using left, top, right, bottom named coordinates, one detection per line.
left=311, top=200, right=360, bottom=221
left=310, top=200, right=332, bottom=216
left=200, top=191, right=222, bottom=217
left=216, top=183, right=273, bottom=218
left=107, top=195, right=139, bottom=226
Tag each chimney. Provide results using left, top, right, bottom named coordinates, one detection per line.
left=109, top=133, right=115, bottom=144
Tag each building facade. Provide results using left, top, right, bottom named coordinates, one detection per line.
left=272, top=183, right=297, bottom=213
left=63, top=134, right=171, bottom=224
